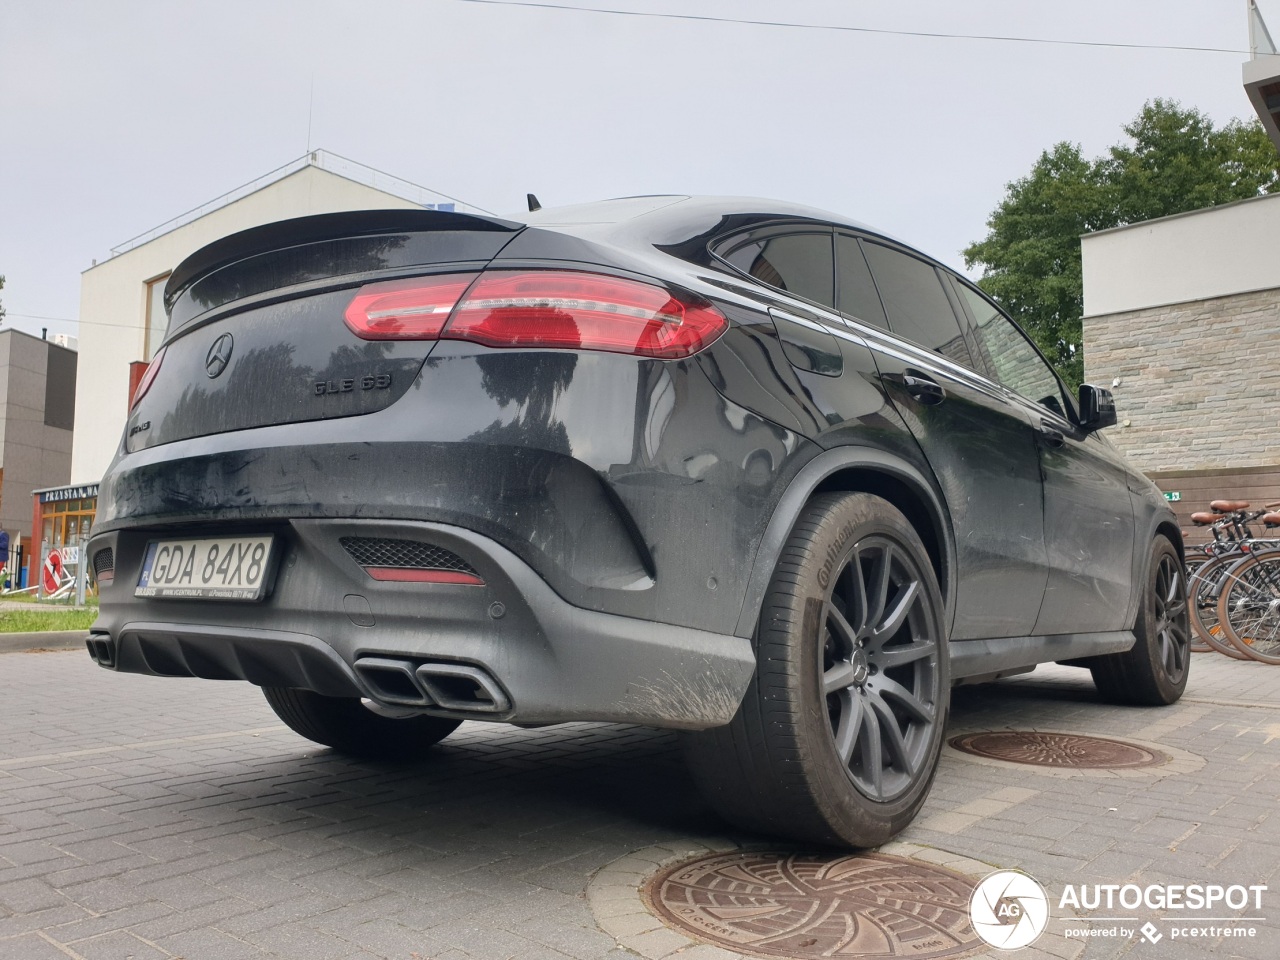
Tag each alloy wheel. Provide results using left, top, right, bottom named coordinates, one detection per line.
left=1153, top=553, right=1190, bottom=682
left=821, top=537, right=940, bottom=802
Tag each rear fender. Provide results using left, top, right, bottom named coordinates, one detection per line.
left=733, top=446, right=956, bottom=638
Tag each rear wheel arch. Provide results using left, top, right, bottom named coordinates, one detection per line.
left=735, top=448, right=955, bottom=638
left=813, top=469, right=946, bottom=606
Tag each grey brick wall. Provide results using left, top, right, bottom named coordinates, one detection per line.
left=0, top=330, right=74, bottom=540
left=1083, top=285, right=1280, bottom=473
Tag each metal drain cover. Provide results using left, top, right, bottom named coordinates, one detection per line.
left=642, top=851, right=983, bottom=959
left=950, top=731, right=1167, bottom=769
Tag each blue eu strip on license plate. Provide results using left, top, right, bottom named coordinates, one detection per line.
left=136, top=535, right=274, bottom=600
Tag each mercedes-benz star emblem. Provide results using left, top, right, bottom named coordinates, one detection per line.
left=205, top=333, right=234, bottom=379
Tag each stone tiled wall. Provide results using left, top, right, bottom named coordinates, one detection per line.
left=1083, top=285, right=1280, bottom=473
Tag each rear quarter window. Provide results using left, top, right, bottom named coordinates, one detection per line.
left=719, top=232, right=835, bottom=309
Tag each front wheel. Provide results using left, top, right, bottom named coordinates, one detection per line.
left=262, top=687, right=461, bottom=759
left=683, top=492, right=948, bottom=848
left=1090, top=537, right=1190, bottom=704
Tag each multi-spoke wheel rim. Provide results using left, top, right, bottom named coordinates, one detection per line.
left=1153, top=554, right=1190, bottom=682
left=820, top=536, right=939, bottom=803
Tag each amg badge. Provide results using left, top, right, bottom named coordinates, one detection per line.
left=314, top=373, right=392, bottom=396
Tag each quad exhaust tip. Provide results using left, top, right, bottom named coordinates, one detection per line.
left=85, top=634, right=115, bottom=668
left=354, top=656, right=510, bottom=714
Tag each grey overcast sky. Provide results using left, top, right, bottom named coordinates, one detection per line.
left=0, top=0, right=1271, bottom=341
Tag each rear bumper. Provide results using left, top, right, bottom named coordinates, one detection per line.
left=86, top=518, right=756, bottom=730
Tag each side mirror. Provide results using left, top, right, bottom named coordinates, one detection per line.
left=1078, top=383, right=1117, bottom=432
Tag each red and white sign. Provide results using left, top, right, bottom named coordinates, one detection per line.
left=42, top=549, right=63, bottom=594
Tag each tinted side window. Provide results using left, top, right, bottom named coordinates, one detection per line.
left=835, top=234, right=888, bottom=330
left=861, top=242, right=974, bottom=368
left=957, top=283, right=1067, bottom=417
left=721, top=232, right=835, bottom=308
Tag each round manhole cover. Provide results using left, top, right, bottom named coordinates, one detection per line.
left=642, top=851, right=983, bottom=959
left=950, top=731, right=1167, bottom=769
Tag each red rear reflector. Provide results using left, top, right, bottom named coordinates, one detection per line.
left=364, top=567, right=485, bottom=585
left=130, top=347, right=166, bottom=410
left=343, top=270, right=727, bottom=359
left=344, top=274, right=477, bottom=340
left=444, top=271, right=727, bottom=359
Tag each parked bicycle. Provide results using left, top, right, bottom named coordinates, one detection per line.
left=1213, top=523, right=1280, bottom=664
left=1185, top=500, right=1280, bottom=660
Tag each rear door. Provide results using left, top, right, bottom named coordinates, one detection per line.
left=951, top=279, right=1136, bottom=635
left=848, top=237, right=1048, bottom=639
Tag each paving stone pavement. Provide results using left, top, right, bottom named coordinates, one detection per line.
left=0, top=647, right=1276, bottom=960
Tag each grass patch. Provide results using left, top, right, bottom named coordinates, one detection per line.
left=0, top=590, right=99, bottom=606
left=0, top=609, right=97, bottom=633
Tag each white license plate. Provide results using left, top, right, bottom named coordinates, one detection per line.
left=135, top=536, right=274, bottom=600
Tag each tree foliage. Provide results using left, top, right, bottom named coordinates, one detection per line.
left=964, top=100, right=1280, bottom=390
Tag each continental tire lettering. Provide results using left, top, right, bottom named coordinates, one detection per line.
left=817, top=521, right=859, bottom=589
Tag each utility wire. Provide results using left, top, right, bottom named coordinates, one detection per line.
left=6, top=312, right=145, bottom=331
left=447, top=0, right=1248, bottom=55
left=6, top=313, right=77, bottom=324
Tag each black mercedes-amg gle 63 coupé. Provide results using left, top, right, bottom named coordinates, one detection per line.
left=86, top=196, right=1189, bottom=847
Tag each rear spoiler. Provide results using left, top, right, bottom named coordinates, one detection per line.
left=165, top=208, right=525, bottom=306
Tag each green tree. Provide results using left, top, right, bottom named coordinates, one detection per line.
left=964, top=99, right=1280, bottom=391
left=962, top=142, right=1112, bottom=388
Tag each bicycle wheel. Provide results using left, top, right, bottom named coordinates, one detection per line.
left=1215, top=551, right=1280, bottom=663
left=1188, top=553, right=1252, bottom=659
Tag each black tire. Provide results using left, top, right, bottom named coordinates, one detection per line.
left=262, top=687, right=461, bottom=758
left=1091, top=537, right=1190, bottom=705
left=683, top=492, right=948, bottom=848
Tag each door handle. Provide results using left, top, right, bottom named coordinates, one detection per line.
left=1038, top=420, right=1066, bottom=448
left=902, top=372, right=945, bottom=406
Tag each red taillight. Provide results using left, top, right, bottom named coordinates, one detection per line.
left=344, top=270, right=727, bottom=359
left=343, top=274, right=476, bottom=340
left=130, top=347, right=166, bottom=410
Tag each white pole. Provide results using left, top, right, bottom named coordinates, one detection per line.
left=75, top=535, right=88, bottom=607
left=37, top=539, right=49, bottom=601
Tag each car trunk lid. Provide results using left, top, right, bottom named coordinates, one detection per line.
left=126, top=209, right=523, bottom=452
